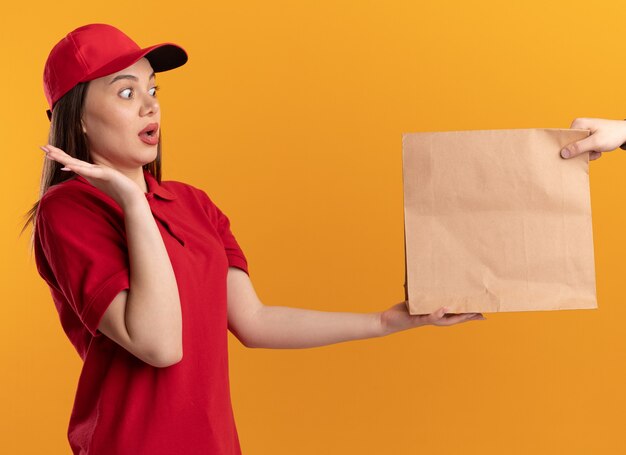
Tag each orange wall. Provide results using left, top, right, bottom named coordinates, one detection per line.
left=3, top=1, right=625, bottom=453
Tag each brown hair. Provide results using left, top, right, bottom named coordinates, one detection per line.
left=20, top=81, right=163, bottom=249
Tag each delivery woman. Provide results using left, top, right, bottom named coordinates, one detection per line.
left=24, top=23, right=484, bottom=455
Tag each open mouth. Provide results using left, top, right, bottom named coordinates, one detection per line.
left=139, top=123, right=159, bottom=136
left=138, top=123, right=159, bottom=144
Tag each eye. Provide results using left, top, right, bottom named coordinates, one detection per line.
left=149, top=85, right=160, bottom=97
left=119, top=88, right=133, bottom=99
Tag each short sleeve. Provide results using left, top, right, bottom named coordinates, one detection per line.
left=197, top=189, right=249, bottom=275
left=215, top=204, right=249, bottom=275
left=37, top=194, right=130, bottom=336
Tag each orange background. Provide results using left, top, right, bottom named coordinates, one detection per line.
left=3, top=1, right=626, bottom=454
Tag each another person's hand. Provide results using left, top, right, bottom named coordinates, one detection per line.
left=561, top=118, right=626, bottom=161
left=379, top=302, right=485, bottom=336
left=40, top=144, right=144, bottom=208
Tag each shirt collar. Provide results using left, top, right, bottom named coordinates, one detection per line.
left=143, top=169, right=177, bottom=201
left=73, top=169, right=177, bottom=201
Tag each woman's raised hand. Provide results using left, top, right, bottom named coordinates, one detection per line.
left=40, top=144, right=144, bottom=208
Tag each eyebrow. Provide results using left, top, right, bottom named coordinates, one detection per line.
left=109, top=71, right=156, bottom=84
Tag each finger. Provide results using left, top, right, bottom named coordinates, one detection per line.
left=46, top=147, right=93, bottom=168
left=42, top=144, right=70, bottom=157
left=60, top=162, right=91, bottom=172
left=436, top=315, right=469, bottom=326
left=63, top=164, right=107, bottom=182
left=570, top=117, right=592, bottom=130
left=561, top=136, right=598, bottom=159
left=43, top=143, right=66, bottom=153
left=423, top=307, right=447, bottom=324
left=42, top=143, right=75, bottom=160
left=47, top=153, right=86, bottom=168
left=589, top=151, right=602, bottom=160
left=42, top=145, right=70, bottom=162
left=60, top=163, right=85, bottom=172
left=437, top=312, right=479, bottom=326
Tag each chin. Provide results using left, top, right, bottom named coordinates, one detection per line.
left=138, top=150, right=158, bottom=165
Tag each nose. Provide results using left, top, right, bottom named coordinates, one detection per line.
left=139, top=91, right=159, bottom=117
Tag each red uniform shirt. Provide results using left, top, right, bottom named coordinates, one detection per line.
left=34, top=168, right=248, bottom=454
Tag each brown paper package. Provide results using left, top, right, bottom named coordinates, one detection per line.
left=402, top=129, right=597, bottom=315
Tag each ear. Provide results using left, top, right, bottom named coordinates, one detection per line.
left=80, top=119, right=87, bottom=134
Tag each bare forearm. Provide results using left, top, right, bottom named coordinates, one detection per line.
left=122, top=196, right=182, bottom=356
left=245, top=305, right=384, bottom=349
left=226, top=269, right=484, bottom=350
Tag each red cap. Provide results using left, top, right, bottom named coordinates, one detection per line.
left=43, top=23, right=187, bottom=119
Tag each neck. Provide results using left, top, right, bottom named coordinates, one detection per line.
left=88, top=153, right=149, bottom=193
left=118, top=167, right=148, bottom=193
left=126, top=167, right=148, bottom=193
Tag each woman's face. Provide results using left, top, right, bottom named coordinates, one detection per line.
left=81, top=57, right=161, bottom=171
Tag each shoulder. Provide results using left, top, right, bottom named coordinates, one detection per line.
left=38, top=177, right=122, bottom=226
left=159, top=178, right=220, bottom=209
left=158, top=178, right=233, bottom=227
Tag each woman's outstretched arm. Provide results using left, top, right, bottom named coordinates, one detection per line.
left=226, top=267, right=484, bottom=349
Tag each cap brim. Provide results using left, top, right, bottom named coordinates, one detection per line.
left=83, top=43, right=188, bottom=82
left=143, top=43, right=188, bottom=72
